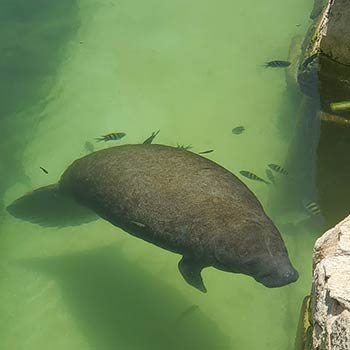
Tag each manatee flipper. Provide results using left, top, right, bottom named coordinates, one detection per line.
left=7, top=184, right=98, bottom=227
left=178, top=256, right=207, bottom=293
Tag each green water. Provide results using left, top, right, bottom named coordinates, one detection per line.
left=0, top=0, right=330, bottom=349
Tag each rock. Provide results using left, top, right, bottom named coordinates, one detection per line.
left=289, top=0, right=350, bottom=227
left=311, top=215, right=350, bottom=349
left=320, top=0, right=350, bottom=66
left=296, top=0, right=350, bottom=118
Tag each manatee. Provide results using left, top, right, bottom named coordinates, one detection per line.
left=7, top=144, right=298, bottom=292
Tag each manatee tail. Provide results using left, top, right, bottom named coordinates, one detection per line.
left=7, top=184, right=98, bottom=227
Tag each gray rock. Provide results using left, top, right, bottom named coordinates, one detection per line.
left=311, top=215, right=350, bottom=349
left=320, top=0, right=350, bottom=66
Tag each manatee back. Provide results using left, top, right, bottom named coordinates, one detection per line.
left=59, top=144, right=266, bottom=255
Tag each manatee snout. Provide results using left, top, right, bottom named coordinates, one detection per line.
left=213, top=220, right=299, bottom=289
left=255, top=260, right=299, bottom=288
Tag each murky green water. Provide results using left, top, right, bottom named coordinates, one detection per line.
left=0, top=0, right=342, bottom=349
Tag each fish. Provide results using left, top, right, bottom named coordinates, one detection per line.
left=232, top=126, right=245, bottom=135
left=95, top=132, right=126, bottom=142
left=330, top=101, right=350, bottom=112
left=143, top=130, right=160, bottom=144
left=175, top=305, right=199, bottom=324
left=264, top=60, right=291, bottom=68
left=304, top=201, right=322, bottom=216
left=265, top=169, right=275, bottom=184
left=40, top=167, right=48, bottom=174
left=177, top=144, right=193, bottom=150
left=239, top=170, right=269, bottom=184
left=198, top=150, right=214, bottom=154
left=84, top=141, right=94, bottom=153
left=268, top=164, right=288, bottom=175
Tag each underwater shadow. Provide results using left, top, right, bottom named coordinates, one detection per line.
left=20, top=244, right=230, bottom=350
left=0, top=0, right=81, bottom=221
left=317, top=122, right=350, bottom=228
left=270, top=85, right=323, bottom=219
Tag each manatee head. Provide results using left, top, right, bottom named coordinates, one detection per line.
left=213, top=218, right=299, bottom=288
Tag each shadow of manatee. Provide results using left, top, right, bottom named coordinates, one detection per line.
left=20, top=244, right=230, bottom=350
left=6, top=185, right=98, bottom=228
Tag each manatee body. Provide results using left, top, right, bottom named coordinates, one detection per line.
left=8, top=144, right=298, bottom=292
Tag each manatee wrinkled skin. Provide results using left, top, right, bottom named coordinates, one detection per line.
left=57, top=144, right=298, bottom=292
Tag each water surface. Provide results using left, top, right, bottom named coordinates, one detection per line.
left=0, top=1, right=325, bottom=349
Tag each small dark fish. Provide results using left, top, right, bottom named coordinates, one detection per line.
left=304, top=201, right=322, bottom=216
left=232, top=126, right=245, bottom=135
left=265, top=169, right=275, bottom=184
left=143, top=130, right=160, bottom=144
left=84, top=141, right=94, bottom=153
left=198, top=150, right=214, bottom=154
left=177, top=144, right=193, bottom=150
left=268, top=164, right=288, bottom=175
left=95, top=132, right=126, bottom=142
left=175, top=305, right=199, bottom=324
left=40, top=167, right=48, bottom=174
left=264, top=60, right=291, bottom=68
left=296, top=24, right=301, bottom=27
left=239, top=170, right=269, bottom=184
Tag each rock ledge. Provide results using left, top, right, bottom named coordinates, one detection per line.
left=311, top=215, right=350, bottom=350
